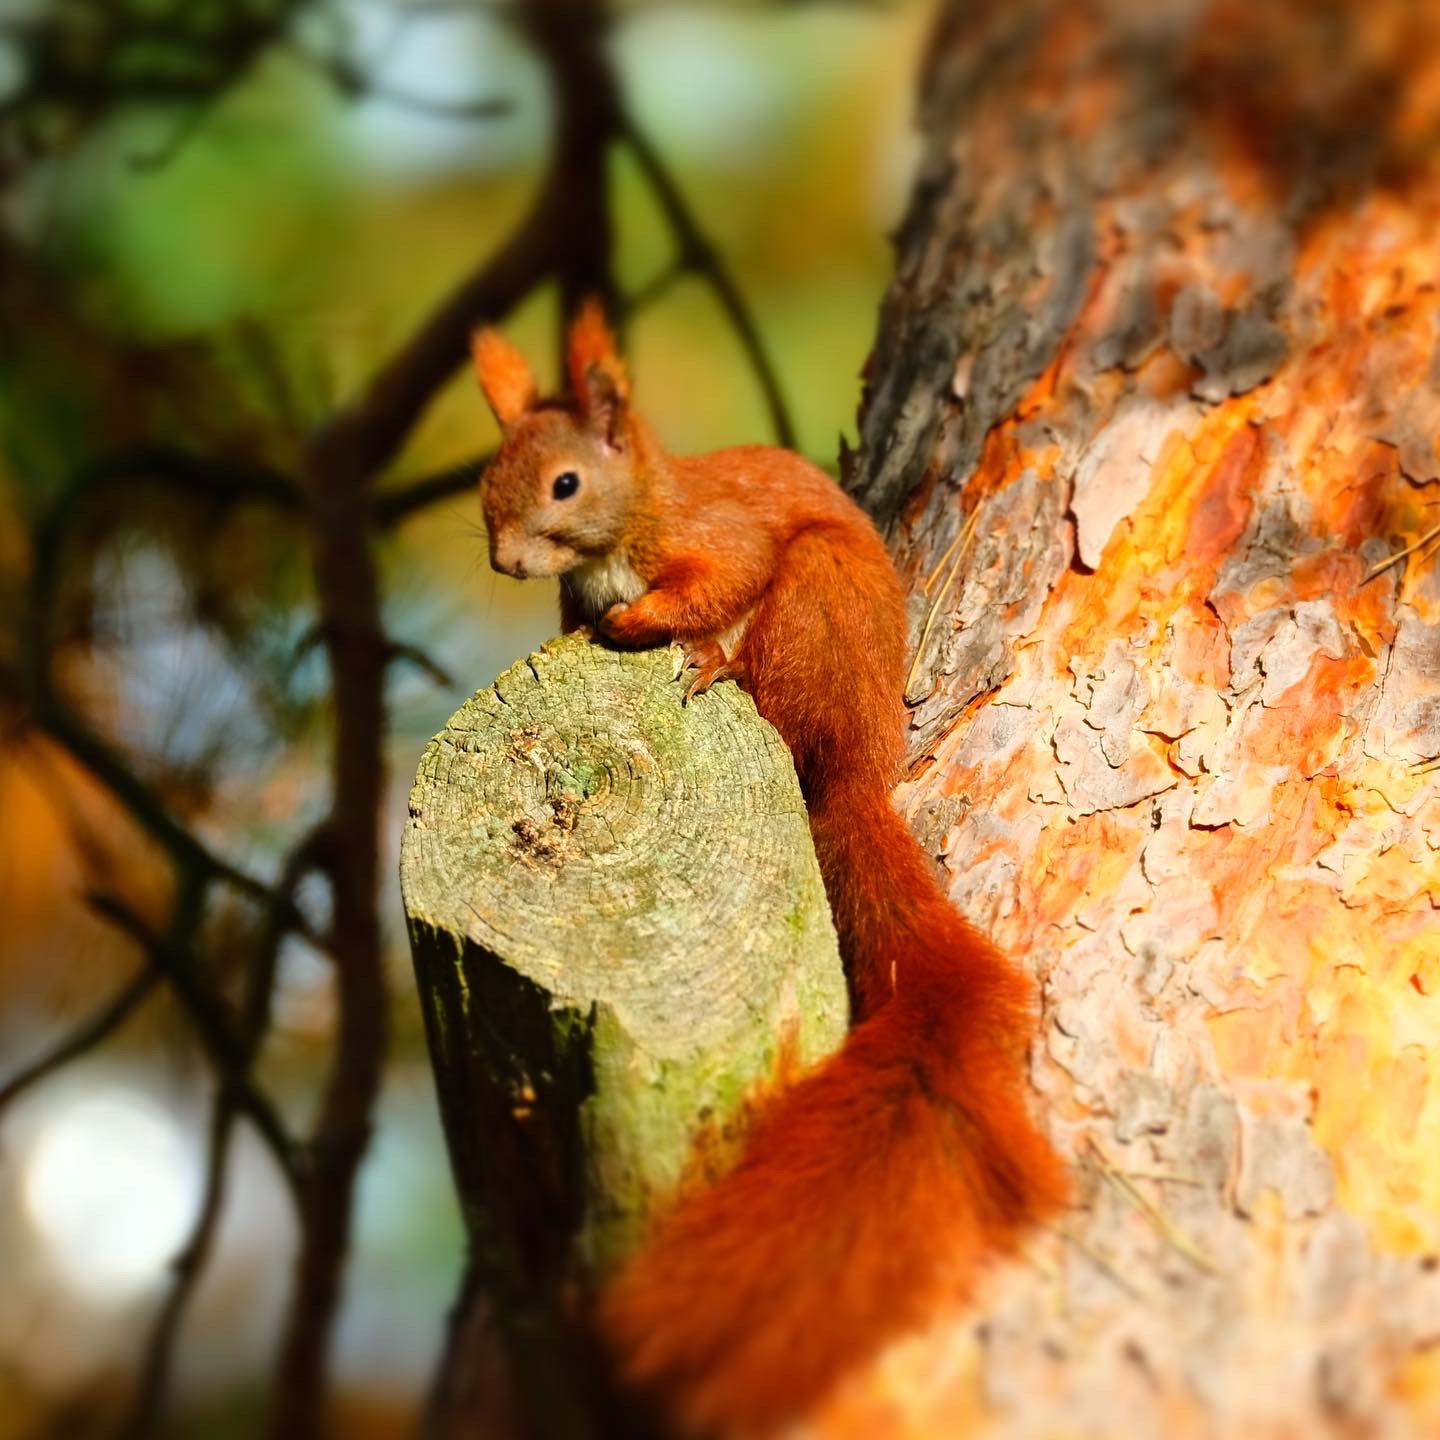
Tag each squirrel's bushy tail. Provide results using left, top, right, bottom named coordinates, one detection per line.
left=601, top=782, right=1067, bottom=1436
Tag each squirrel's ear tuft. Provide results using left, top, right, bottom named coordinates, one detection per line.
left=471, top=328, right=538, bottom=427
left=567, top=298, right=629, bottom=448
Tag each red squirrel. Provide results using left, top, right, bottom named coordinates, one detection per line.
left=470, top=303, right=1067, bottom=1436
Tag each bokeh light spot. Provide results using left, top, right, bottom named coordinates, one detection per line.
left=22, top=1093, right=202, bottom=1303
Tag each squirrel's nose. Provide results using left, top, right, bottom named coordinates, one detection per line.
left=490, top=535, right=527, bottom=579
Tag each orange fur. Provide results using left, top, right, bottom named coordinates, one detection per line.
left=566, top=296, right=630, bottom=409
left=475, top=307, right=1068, bottom=1437
left=472, top=327, right=537, bottom=426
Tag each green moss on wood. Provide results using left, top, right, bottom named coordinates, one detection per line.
left=401, top=633, right=848, bottom=1278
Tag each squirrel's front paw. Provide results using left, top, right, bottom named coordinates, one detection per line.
left=598, top=601, right=637, bottom=644
left=604, top=596, right=676, bottom=648
left=599, top=602, right=657, bottom=648
left=600, top=598, right=669, bottom=648
left=679, top=638, right=746, bottom=704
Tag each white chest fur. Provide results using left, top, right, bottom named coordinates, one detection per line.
left=565, top=552, right=647, bottom=618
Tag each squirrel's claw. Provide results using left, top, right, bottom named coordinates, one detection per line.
left=680, top=638, right=745, bottom=704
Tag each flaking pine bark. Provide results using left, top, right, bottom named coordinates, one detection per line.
left=818, top=1, right=1440, bottom=1437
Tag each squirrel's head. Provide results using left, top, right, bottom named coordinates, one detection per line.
left=471, top=302, right=640, bottom=580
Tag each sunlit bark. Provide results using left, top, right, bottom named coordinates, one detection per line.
left=830, top=2, right=1440, bottom=1434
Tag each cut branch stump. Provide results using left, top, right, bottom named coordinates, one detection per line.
left=400, top=633, right=848, bottom=1438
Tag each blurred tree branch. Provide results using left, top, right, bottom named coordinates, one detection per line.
left=0, top=967, right=161, bottom=1112
left=372, top=454, right=493, bottom=528
left=116, top=826, right=328, bottom=1440
left=621, top=116, right=796, bottom=448
left=0, top=0, right=305, bottom=164
left=1, top=0, right=799, bottom=1436
left=0, top=0, right=511, bottom=170
left=118, top=1091, right=239, bottom=1439
left=23, top=458, right=313, bottom=932
left=85, top=891, right=303, bottom=1192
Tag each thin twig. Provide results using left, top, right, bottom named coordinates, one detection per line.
left=1119, top=1169, right=1208, bottom=1187
left=55, top=445, right=301, bottom=514
left=295, top=47, right=512, bottom=121
left=1364, top=519, right=1440, bottom=580
left=1087, top=1138, right=1219, bottom=1276
left=114, top=852, right=230, bottom=1437
left=389, top=641, right=455, bottom=690
left=0, top=969, right=161, bottom=1112
left=246, top=828, right=332, bottom=1048
left=620, top=115, right=795, bottom=448
left=114, top=831, right=326, bottom=1439
left=129, top=93, right=229, bottom=171
left=904, top=504, right=980, bottom=697
left=35, top=699, right=301, bottom=922
left=370, top=454, right=491, bottom=528
left=1415, top=529, right=1440, bottom=574
left=626, top=257, right=687, bottom=316
left=116, top=1095, right=236, bottom=1440
left=282, top=626, right=455, bottom=692
left=1052, top=1224, right=1150, bottom=1301
left=4, top=3, right=310, bottom=161
left=86, top=891, right=303, bottom=1197
left=922, top=506, right=979, bottom=595
left=22, top=459, right=315, bottom=941
left=301, top=195, right=558, bottom=496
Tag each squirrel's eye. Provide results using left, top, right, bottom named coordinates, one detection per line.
left=552, top=471, right=580, bottom=501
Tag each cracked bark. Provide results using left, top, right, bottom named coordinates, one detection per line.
left=822, top=2, right=1440, bottom=1436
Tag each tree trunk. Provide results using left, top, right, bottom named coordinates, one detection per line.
left=820, top=1, right=1440, bottom=1435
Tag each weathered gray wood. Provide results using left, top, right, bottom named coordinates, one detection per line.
left=401, top=632, right=848, bottom=1437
